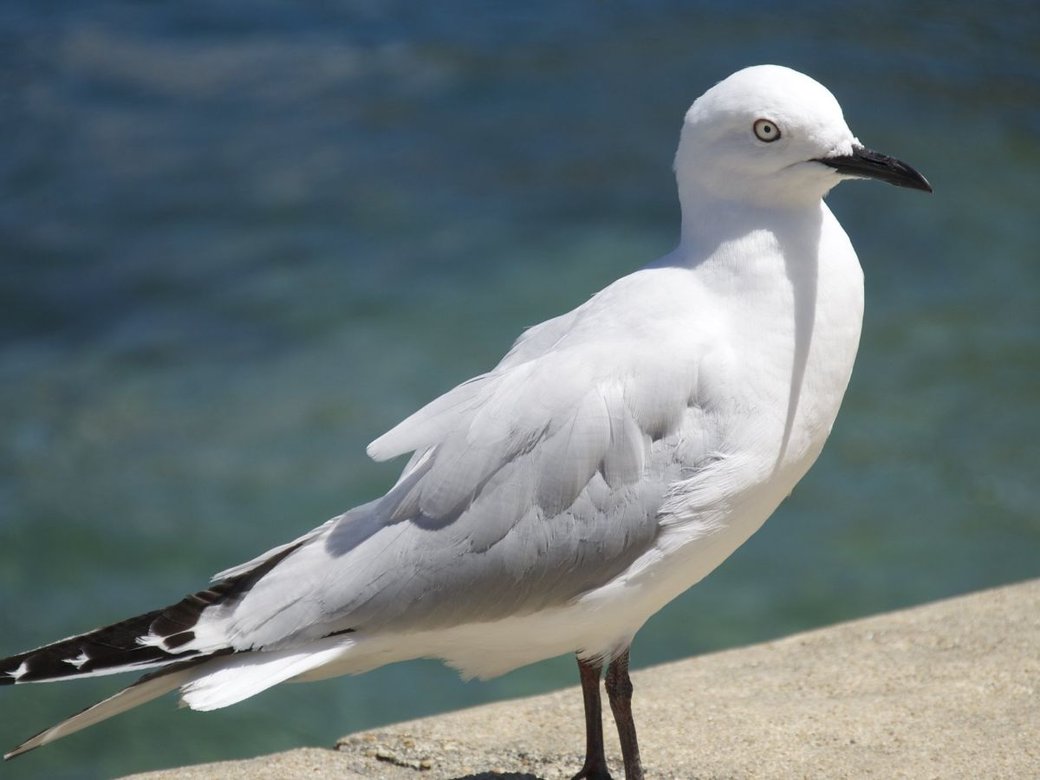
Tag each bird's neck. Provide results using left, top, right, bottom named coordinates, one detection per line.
left=675, top=191, right=827, bottom=273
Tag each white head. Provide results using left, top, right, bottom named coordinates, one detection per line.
left=674, top=65, right=930, bottom=216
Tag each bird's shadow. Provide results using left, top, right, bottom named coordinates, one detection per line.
left=453, top=774, right=542, bottom=780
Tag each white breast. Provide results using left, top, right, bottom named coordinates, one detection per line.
left=566, top=202, right=865, bottom=659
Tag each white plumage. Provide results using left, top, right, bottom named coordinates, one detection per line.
left=1, top=65, right=930, bottom=777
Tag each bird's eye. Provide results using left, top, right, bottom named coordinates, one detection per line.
left=753, top=118, right=781, bottom=142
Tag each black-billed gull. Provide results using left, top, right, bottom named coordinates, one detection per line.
left=1, top=65, right=930, bottom=779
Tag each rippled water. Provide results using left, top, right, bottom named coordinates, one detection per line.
left=1, top=3, right=1037, bottom=778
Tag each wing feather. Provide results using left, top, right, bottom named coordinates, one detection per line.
left=192, top=268, right=715, bottom=647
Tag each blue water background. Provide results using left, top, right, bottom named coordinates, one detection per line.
left=1, top=2, right=1037, bottom=778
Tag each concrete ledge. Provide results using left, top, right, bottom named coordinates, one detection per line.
left=125, top=579, right=1040, bottom=779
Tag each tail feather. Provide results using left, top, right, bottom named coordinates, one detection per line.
left=4, top=639, right=354, bottom=759
left=1, top=536, right=322, bottom=759
left=179, top=636, right=355, bottom=711
left=4, top=660, right=207, bottom=759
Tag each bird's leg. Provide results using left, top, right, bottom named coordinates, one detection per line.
left=605, top=648, right=643, bottom=780
left=572, top=655, right=612, bottom=780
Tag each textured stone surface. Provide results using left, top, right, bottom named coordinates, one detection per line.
left=124, top=579, right=1040, bottom=779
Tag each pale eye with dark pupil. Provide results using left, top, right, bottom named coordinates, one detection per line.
left=753, top=119, right=780, bottom=142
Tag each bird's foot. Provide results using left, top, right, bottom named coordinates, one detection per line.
left=571, top=763, right=613, bottom=780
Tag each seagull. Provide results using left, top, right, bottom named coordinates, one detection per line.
left=1, top=65, right=930, bottom=779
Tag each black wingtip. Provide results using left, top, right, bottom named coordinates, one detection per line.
left=0, top=607, right=172, bottom=684
left=1, top=535, right=308, bottom=687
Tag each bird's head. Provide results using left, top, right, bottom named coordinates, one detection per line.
left=675, top=65, right=931, bottom=211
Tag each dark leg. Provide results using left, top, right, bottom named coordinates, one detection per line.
left=572, top=655, right=612, bottom=780
left=605, top=648, right=643, bottom=780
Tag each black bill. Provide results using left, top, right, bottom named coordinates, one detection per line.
left=816, top=145, right=932, bottom=192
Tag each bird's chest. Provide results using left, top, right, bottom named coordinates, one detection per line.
left=699, top=241, right=865, bottom=477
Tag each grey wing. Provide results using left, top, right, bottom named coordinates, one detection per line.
left=202, top=298, right=710, bottom=650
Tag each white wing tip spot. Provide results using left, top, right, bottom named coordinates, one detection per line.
left=64, top=651, right=90, bottom=670
left=8, top=661, right=29, bottom=681
left=136, top=632, right=164, bottom=648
